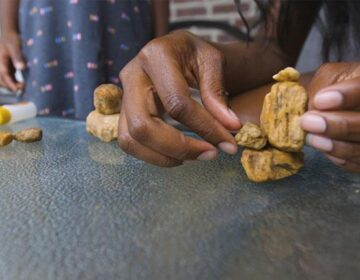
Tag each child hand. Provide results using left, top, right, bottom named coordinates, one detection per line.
left=301, top=63, right=360, bottom=173
left=0, top=32, right=26, bottom=92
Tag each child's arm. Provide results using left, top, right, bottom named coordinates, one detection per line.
left=0, top=0, right=20, bottom=35
left=151, top=0, right=169, bottom=37
left=0, top=0, right=25, bottom=91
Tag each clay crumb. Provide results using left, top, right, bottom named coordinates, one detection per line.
left=14, top=128, right=43, bottom=143
left=0, top=131, right=14, bottom=147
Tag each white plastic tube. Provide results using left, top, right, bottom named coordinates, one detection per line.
left=0, top=102, right=37, bottom=125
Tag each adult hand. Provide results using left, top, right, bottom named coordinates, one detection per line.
left=118, top=31, right=241, bottom=167
left=300, top=62, right=360, bottom=173
left=0, top=31, right=26, bottom=91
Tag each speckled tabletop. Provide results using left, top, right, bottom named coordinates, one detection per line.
left=0, top=118, right=359, bottom=280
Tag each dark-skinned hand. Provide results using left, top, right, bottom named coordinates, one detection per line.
left=301, top=62, right=360, bottom=173
left=0, top=31, right=25, bottom=91
left=118, top=31, right=241, bottom=167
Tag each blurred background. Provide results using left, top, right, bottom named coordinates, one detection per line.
left=170, top=0, right=258, bottom=43
left=0, top=0, right=322, bottom=106
left=169, top=0, right=322, bottom=72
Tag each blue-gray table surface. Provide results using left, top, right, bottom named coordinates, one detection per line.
left=0, top=118, right=359, bottom=280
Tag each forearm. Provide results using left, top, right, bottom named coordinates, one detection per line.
left=217, top=40, right=291, bottom=95
left=217, top=0, right=321, bottom=95
left=0, top=0, right=20, bottom=36
left=151, top=0, right=169, bottom=37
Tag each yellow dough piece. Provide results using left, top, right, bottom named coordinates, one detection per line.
left=0, top=131, right=13, bottom=147
left=14, top=128, right=42, bottom=143
left=260, top=68, right=307, bottom=152
left=235, top=123, right=267, bottom=150
left=241, top=147, right=304, bottom=183
left=94, top=84, right=123, bottom=115
left=272, top=67, right=300, bottom=82
left=86, top=110, right=119, bottom=142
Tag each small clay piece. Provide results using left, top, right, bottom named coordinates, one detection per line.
left=260, top=68, right=307, bottom=152
left=235, top=123, right=267, bottom=150
left=272, top=67, right=300, bottom=82
left=241, top=147, right=304, bottom=183
left=0, top=131, right=13, bottom=147
left=94, top=84, right=123, bottom=115
left=86, top=110, right=119, bottom=142
left=14, top=128, right=42, bottom=143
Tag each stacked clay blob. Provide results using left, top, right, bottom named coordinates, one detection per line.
left=235, top=67, right=308, bottom=182
left=86, top=84, right=123, bottom=142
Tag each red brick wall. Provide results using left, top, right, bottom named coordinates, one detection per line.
left=170, top=0, right=258, bottom=42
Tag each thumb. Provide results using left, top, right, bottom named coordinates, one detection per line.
left=8, top=39, right=26, bottom=70
left=312, top=76, right=360, bottom=111
left=197, top=51, right=241, bottom=131
left=308, top=62, right=360, bottom=110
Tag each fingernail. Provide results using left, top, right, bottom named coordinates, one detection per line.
left=300, top=113, right=327, bottom=133
left=197, top=150, right=217, bottom=161
left=314, top=91, right=343, bottom=110
left=218, top=142, right=238, bottom=155
left=15, top=62, right=25, bottom=70
left=228, top=108, right=239, bottom=120
left=306, top=134, right=333, bottom=152
left=326, top=155, right=346, bottom=165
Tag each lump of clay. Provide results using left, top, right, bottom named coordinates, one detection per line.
left=272, top=67, right=300, bottom=82
left=260, top=68, right=307, bottom=152
left=0, top=131, right=13, bottom=147
left=14, top=128, right=42, bottom=143
left=235, top=123, right=267, bottom=150
left=94, top=84, right=123, bottom=115
left=86, top=110, right=119, bottom=142
left=241, top=147, right=304, bottom=183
